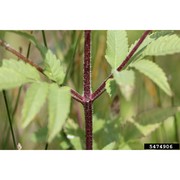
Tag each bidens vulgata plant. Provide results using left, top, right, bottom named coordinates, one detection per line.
left=0, top=30, right=180, bottom=150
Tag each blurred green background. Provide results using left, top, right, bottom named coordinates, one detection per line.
left=0, top=30, right=180, bottom=150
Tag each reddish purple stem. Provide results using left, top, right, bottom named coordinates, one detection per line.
left=92, top=30, right=152, bottom=101
left=83, top=30, right=93, bottom=150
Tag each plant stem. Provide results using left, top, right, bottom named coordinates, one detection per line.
left=0, top=38, right=83, bottom=104
left=92, top=30, right=152, bottom=101
left=0, top=39, right=43, bottom=72
left=83, top=31, right=91, bottom=99
left=12, top=87, right=22, bottom=116
left=13, top=38, right=32, bottom=116
left=45, top=143, right=49, bottom=150
left=42, top=30, right=48, bottom=48
left=3, top=90, right=17, bottom=149
left=83, top=30, right=93, bottom=150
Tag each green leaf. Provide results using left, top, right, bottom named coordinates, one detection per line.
left=31, top=127, right=48, bottom=143
left=105, top=30, right=128, bottom=70
left=7, top=31, right=47, bottom=57
left=44, top=50, right=65, bottom=85
left=93, top=116, right=105, bottom=133
left=121, top=106, right=180, bottom=142
left=0, top=59, right=40, bottom=91
left=127, top=31, right=174, bottom=67
left=133, top=121, right=160, bottom=137
left=3, top=59, right=40, bottom=81
left=113, top=70, right=135, bottom=101
left=64, top=118, right=84, bottom=150
left=0, top=68, right=27, bottom=90
left=66, top=135, right=82, bottom=150
left=143, top=34, right=180, bottom=56
left=102, top=142, right=116, bottom=150
left=131, top=59, right=172, bottom=96
left=94, top=119, right=121, bottom=149
left=105, top=79, right=117, bottom=98
left=118, top=141, right=132, bottom=150
left=48, top=84, right=71, bottom=143
left=120, top=120, right=144, bottom=141
left=22, top=82, right=49, bottom=128
left=136, top=106, right=180, bottom=125
left=126, top=140, right=143, bottom=150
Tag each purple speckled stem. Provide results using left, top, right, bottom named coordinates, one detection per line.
left=92, top=30, right=152, bottom=102
left=83, top=30, right=93, bottom=150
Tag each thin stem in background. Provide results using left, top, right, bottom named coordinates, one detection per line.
left=42, top=30, right=48, bottom=48
left=63, top=31, right=84, bottom=128
left=83, top=30, right=93, bottom=150
left=92, top=30, right=152, bottom=102
left=13, top=38, right=33, bottom=116
left=12, top=86, right=22, bottom=116
left=3, top=90, right=17, bottom=149
left=45, top=143, right=49, bottom=150
left=63, top=31, right=82, bottom=86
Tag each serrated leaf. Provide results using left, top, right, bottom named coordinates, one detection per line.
left=127, top=31, right=174, bottom=67
left=48, top=84, right=71, bottom=143
left=44, top=50, right=65, bottom=85
left=113, top=70, right=135, bottom=101
left=131, top=59, right=172, bottom=96
left=3, top=59, right=40, bottom=81
left=136, top=106, right=180, bottom=125
left=143, top=34, right=180, bottom=56
left=8, top=31, right=47, bottom=57
left=105, top=79, right=117, bottom=98
left=102, top=142, right=116, bottom=150
left=0, top=68, right=27, bottom=90
left=0, top=59, right=40, bottom=91
left=22, top=82, right=49, bottom=128
left=105, top=30, right=128, bottom=70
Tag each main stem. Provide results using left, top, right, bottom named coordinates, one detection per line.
left=83, top=30, right=93, bottom=150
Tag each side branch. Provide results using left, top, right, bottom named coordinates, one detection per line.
left=92, top=30, right=152, bottom=101
left=0, top=39, right=83, bottom=104
left=0, top=39, right=43, bottom=73
left=71, top=89, right=84, bottom=104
